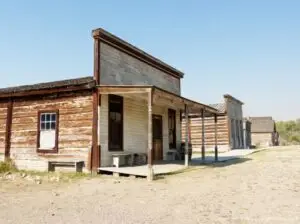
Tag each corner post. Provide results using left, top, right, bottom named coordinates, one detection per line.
left=214, top=114, right=218, bottom=161
left=147, top=88, right=154, bottom=181
left=201, top=108, right=205, bottom=161
left=91, top=35, right=101, bottom=173
left=184, top=104, right=189, bottom=167
left=4, top=100, right=13, bottom=161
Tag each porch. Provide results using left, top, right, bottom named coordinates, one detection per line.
left=99, top=161, right=185, bottom=177
left=98, top=148, right=258, bottom=178
left=95, top=85, right=220, bottom=180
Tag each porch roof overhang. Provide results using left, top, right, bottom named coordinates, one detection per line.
left=98, top=85, right=219, bottom=115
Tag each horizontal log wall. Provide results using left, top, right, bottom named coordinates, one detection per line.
left=181, top=115, right=230, bottom=151
left=10, top=91, right=93, bottom=171
left=0, top=102, right=7, bottom=161
left=251, top=133, right=272, bottom=147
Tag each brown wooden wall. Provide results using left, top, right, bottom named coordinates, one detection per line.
left=181, top=115, right=230, bottom=151
left=0, top=103, right=7, bottom=156
left=9, top=91, right=93, bottom=171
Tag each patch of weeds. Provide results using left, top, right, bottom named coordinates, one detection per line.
left=0, top=159, right=17, bottom=173
left=18, top=170, right=49, bottom=177
left=18, top=170, right=90, bottom=182
left=59, top=172, right=90, bottom=181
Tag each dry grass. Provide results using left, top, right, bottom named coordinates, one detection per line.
left=0, top=159, right=17, bottom=173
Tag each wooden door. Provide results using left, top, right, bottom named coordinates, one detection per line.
left=152, top=114, right=163, bottom=161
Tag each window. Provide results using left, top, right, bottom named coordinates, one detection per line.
left=109, top=95, right=123, bottom=151
left=37, top=111, right=59, bottom=153
left=168, top=109, right=176, bottom=149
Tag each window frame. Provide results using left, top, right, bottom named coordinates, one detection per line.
left=168, top=108, right=176, bottom=149
left=108, top=95, right=124, bottom=152
left=37, top=110, right=59, bottom=153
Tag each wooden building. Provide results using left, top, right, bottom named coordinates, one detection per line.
left=182, top=94, right=247, bottom=152
left=243, top=118, right=252, bottom=149
left=0, top=77, right=95, bottom=171
left=249, top=116, right=279, bottom=147
left=0, top=28, right=220, bottom=179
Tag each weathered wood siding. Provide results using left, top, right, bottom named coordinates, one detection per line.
left=0, top=102, right=7, bottom=161
left=100, top=42, right=181, bottom=95
left=181, top=115, right=230, bottom=152
left=226, top=98, right=244, bottom=149
left=10, top=92, right=93, bottom=171
left=251, top=133, right=273, bottom=147
left=100, top=95, right=181, bottom=167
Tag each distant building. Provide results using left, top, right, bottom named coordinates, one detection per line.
left=182, top=94, right=247, bottom=152
left=243, top=118, right=252, bottom=149
left=248, top=117, right=279, bottom=147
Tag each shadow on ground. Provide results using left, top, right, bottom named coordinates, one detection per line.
left=155, top=157, right=252, bottom=180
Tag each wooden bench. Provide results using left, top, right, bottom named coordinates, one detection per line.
left=111, top=153, right=134, bottom=168
left=48, top=161, right=84, bottom=172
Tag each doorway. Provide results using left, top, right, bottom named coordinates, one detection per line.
left=152, top=114, right=163, bottom=161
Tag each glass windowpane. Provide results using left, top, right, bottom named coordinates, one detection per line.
left=50, top=122, right=56, bottom=130
left=41, top=122, right=45, bottom=130
left=46, top=122, right=50, bottom=130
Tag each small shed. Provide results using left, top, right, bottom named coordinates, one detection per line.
left=249, top=117, right=279, bottom=147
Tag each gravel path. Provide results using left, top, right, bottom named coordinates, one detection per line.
left=0, top=146, right=299, bottom=224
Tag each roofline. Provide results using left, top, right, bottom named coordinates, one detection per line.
left=186, top=112, right=226, bottom=118
left=98, top=84, right=219, bottom=114
left=248, top=116, right=274, bottom=120
left=92, top=28, right=184, bottom=79
left=223, top=94, right=244, bottom=105
left=0, top=77, right=95, bottom=99
left=251, top=131, right=274, bottom=134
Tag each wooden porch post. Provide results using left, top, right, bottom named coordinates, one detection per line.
left=214, top=114, right=218, bottom=161
left=91, top=36, right=101, bottom=173
left=184, top=104, right=189, bottom=167
left=201, top=108, right=205, bottom=161
left=4, top=100, right=13, bottom=161
left=147, top=89, right=154, bottom=181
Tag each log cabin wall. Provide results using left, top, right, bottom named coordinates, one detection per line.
left=251, top=133, right=273, bottom=147
left=181, top=115, right=230, bottom=152
left=0, top=102, right=7, bottom=161
left=9, top=91, right=93, bottom=172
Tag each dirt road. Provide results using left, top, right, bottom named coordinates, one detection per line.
left=0, top=146, right=299, bottom=224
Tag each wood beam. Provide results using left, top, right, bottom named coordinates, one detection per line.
left=147, top=89, right=154, bottom=181
left=214, top=114, right=218, bottom=162
left=91, top=89, right=100, bottom=172
left=98, top=87, right=150, bottom=95
left=91, top=33, right=101, bottom=173
left=184, top=104, right=189, bottom=167
left=201, top=108, right=205, bottom=161
left=4, top=100, right=13, bottom=160
left=94, top=38, right=100, bottom=83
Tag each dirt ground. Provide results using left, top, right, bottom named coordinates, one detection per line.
left=0, top=146, right=299, bottom=224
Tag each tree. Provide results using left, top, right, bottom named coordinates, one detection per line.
left=276, top=119, right=300, bottom=145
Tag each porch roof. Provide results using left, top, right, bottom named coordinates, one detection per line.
left=98, top=85, right=219, bottom=115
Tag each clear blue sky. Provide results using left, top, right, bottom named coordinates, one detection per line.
left=0, top=0, right=299, bottom=121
